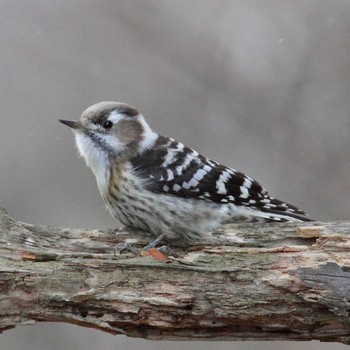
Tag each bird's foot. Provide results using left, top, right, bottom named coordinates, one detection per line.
left=114, top=234, right=175, bottom=261
left=141, top=234, right=176, bottom=260
left=114, top=241, right=139, bottom=256
left=143, top=234, right=164, bottom=251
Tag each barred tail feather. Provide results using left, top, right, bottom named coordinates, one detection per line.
left=252, top=197, right=313, bottom=222
left=256, top=208, right=313, bottom=222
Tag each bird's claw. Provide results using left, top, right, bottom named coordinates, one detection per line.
left=114, top=241, right=139, bottom=256
left=141, top=244, right=176, bottom=260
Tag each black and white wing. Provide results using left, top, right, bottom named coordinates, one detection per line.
left=131, top=136, right=312, bottom=222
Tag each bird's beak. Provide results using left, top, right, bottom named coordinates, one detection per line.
left=59, top=119, right=82, bottom=130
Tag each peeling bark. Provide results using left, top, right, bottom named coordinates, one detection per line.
left=0, top=208, right=349, bottom=344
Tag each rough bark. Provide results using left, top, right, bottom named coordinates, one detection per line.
left=0, top=208, right=349, bottom=344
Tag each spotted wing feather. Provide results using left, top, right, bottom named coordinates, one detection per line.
left=131, top=136, right=311, bottom=221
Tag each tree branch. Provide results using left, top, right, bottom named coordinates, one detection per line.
left=0, top=208, right=349, bottom=344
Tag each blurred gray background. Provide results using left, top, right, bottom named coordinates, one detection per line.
left=0, top=1, right=349, bottom=349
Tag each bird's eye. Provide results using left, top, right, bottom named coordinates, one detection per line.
left=102, top=120, right=113, bottom=129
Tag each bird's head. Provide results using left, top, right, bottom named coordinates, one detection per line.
left=59, top=101, right=158, bottom=171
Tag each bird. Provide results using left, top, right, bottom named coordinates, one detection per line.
left=59, top=101, right=313, bottom=248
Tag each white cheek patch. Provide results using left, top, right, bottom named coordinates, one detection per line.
left=75, top=128, right=124, bottom=157
left=75, top=133, right=106, bottom=169
left=102, top=134, right=124, bottom=153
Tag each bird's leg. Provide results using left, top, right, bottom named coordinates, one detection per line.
left=143, top=234, right=177, bottom=258
left=114, top=231, right=176, bottom=259
left=143, top=233, right=165, bottom=251
left=114, top=230, right=166, bottom=257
